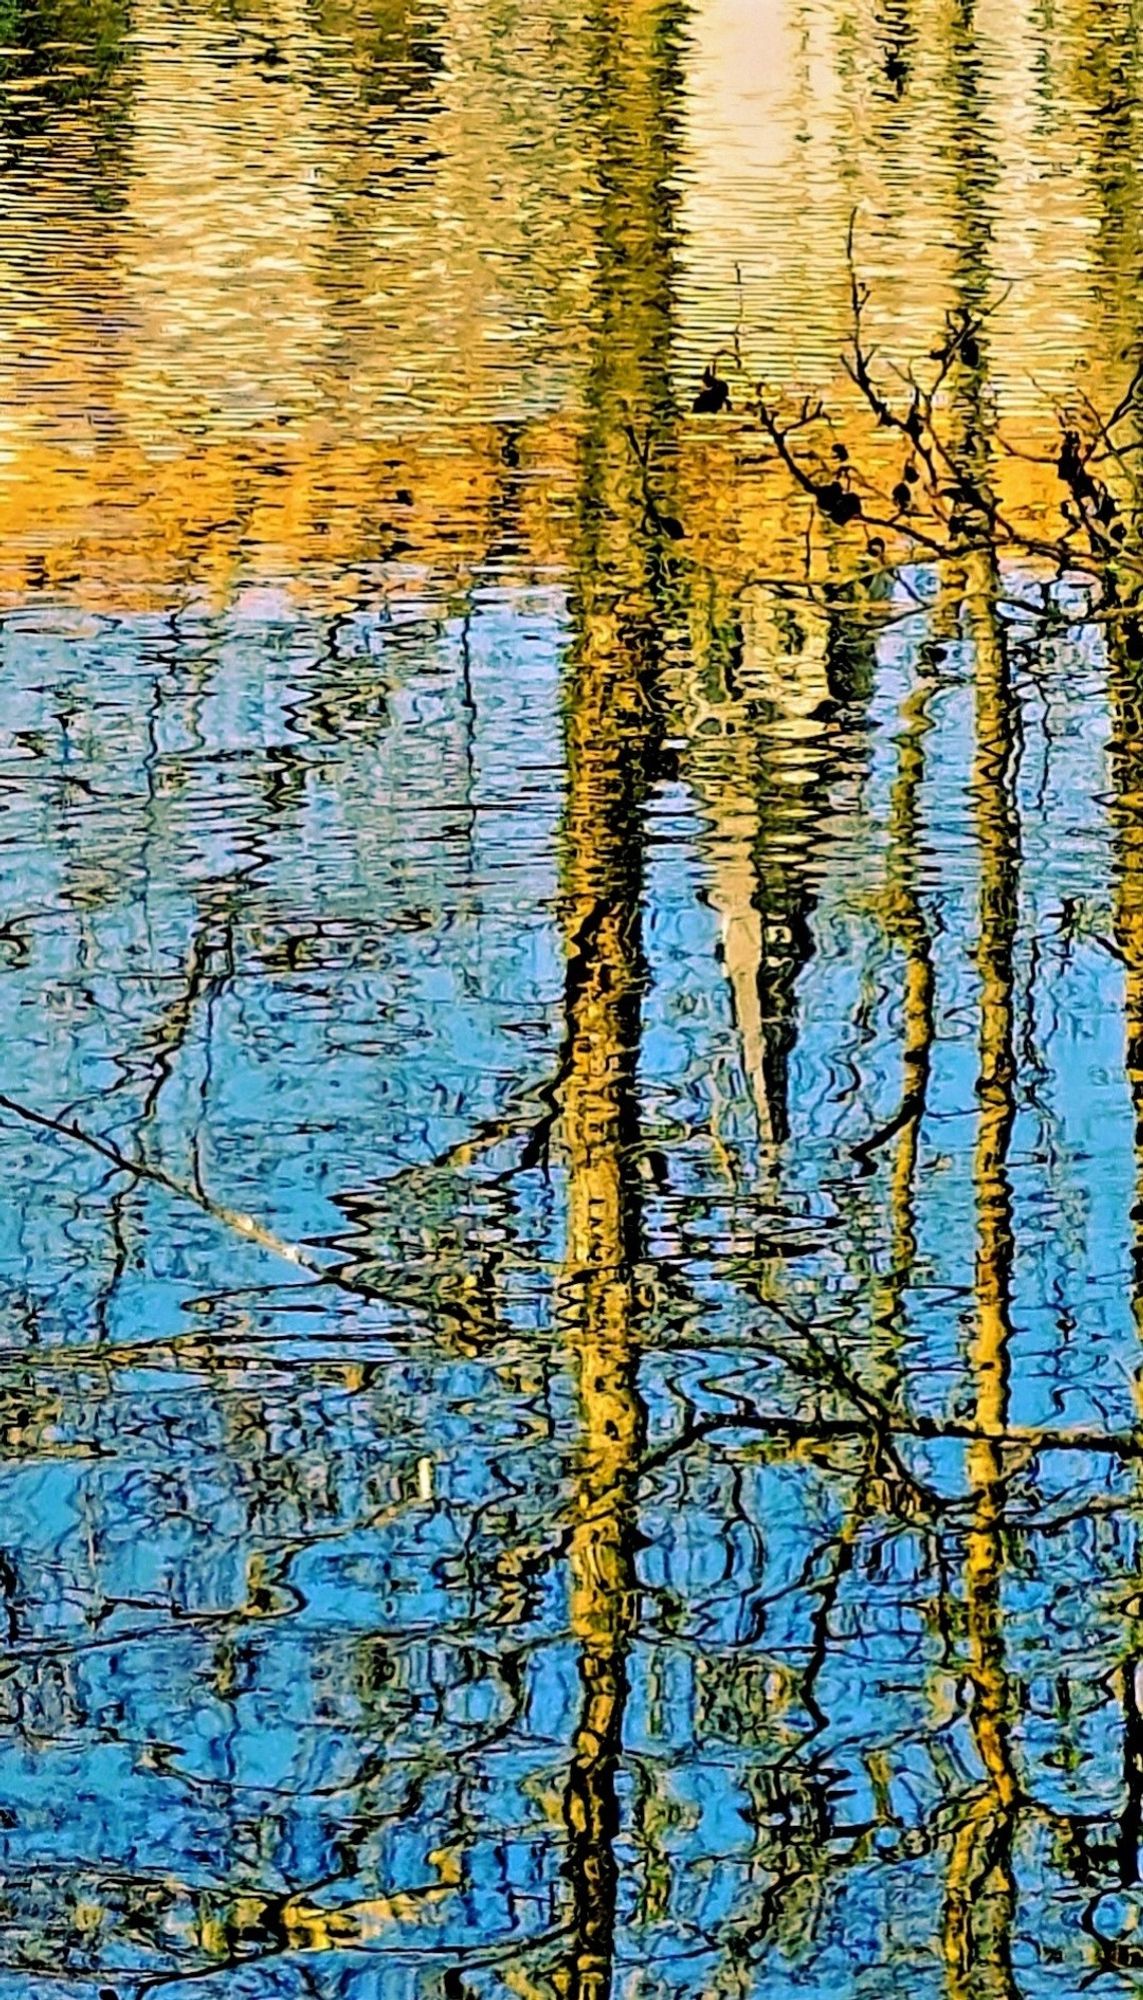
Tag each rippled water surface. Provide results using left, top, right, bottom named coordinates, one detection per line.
left=8, top=1, right=1143, bottom=1995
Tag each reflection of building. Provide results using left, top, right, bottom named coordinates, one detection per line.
left=680, top=0, right=1130, bottom=416
left=0, top=0, right=1137, bottom=606
left=679, top=586, right=876, bottom=1144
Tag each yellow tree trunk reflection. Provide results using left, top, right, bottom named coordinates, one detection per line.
left=937, top=9, right=1019, bottom=1988
left=1108, top=647, right=1143, bottom=1884
left=554, top=1, right=683, bottom=1993
left=866, top=637, right=943, bottom=1379
left=558, top=578, right=649, bottom=1997
left=1082, top=0, right=1143, bottom=1893
left=943, top=549, right=1020, bottom=2000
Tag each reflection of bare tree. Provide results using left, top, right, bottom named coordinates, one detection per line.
left=943, top=553, right=1020, bottom=2000
left=552, top=0, right=685, bottom=1987
left=1085, top=0, right=1143, bottom=1925
left=919, top=15, right=1018, bottom=1991
left=857, top=618, right=942, bottom=1399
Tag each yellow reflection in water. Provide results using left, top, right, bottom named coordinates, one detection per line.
left=0, top=0, right=1139, bottom=603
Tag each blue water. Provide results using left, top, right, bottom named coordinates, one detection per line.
left=5, top=0, right=1143, bottom=1990
left=0, top=572, right=1133, bottom=1994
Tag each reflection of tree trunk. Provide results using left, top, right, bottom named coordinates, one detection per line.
left=936, top=12, right=1018, bottom=1984
left=697, top=734, right=820, bottom=1152
left=690, top=592, right=875, bottom=1157
left=864, top=614, right=949, bottom=1381
left=555, top=1, right=683, bottom=1992
left=942, top=552, right=1020, bottom=2000
left=1103, top=579, right=1143, bottom=1887
left=559, top=626, right=649, bottom=1999
left=740, top=602, right=876, bottom=1148
left=1081, top=0, right=1143, bottom=1896
left=1109, top=642, right=1143, bottom=1879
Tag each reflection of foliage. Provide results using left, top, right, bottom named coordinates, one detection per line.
left=0, top=0, right=129, bottom=124
left=305, top=0, right=446, bottom=197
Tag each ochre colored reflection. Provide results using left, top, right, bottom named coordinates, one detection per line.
left=942, top=550, right=1019, bottom=2000
left=1088, top=0, right=1143, bottom=1891
left=0, top=0, right=1141, bottom=607
left=866, top=631, right=941, bottom=1380
left=938, top=11, right=1019, bottom=1995
left=553, top=0, right=683, bottom=1991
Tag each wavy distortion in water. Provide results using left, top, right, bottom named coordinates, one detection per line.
left=6, top=1, right=1143, bottom=1996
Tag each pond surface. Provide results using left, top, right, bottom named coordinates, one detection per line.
left=4, top=1, right=1143, bottom=1996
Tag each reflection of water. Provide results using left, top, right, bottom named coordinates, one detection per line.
left=5, top=0, right=1143, bottom=1995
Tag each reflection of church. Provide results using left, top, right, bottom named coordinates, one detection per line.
left=682, top=586, right=877, bottom=1145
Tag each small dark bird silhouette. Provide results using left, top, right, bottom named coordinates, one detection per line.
left=817, top=481, right=862, bottom=526
left=693, top=364, right=731, bottom=414
left=884, top=48, right=908, bottom=95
